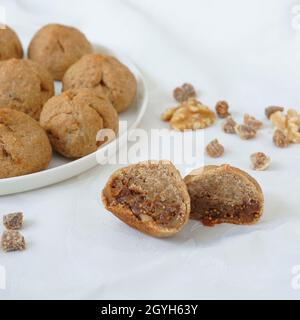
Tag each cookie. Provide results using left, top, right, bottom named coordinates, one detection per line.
left=0, top=108, right=52, bottom=178
left=0, top=59, right=54, bottom=120
left=28, top=24, right=93, bottom=80
left=62, top=54, right=137, bottom=113
left=40, top=88, right=119, bottom=158
left=102, top=160, right=191, bottom=237
left=0, top=25, right=23, bottom=60
left=184, top=165, right=264, bottom=226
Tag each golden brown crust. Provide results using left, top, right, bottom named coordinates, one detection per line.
left=62, top=54, right=137, bottom=113
left=0, top=26, right=23, bottom=60
left=184, top=164, right=264, bottom=226
left=0, top=108, right=52, bottom=178
left=28, top=24, right=93, bottom=80
left=0, top=59, right=54, bottom=120
left=40, top=88, right=119, bottom=158
left=102, top=160, right=190, bottom=237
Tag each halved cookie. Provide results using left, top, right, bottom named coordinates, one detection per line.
left=102, top=161, right=190, bottom=237
left=184, top=165, right=264, bottom=226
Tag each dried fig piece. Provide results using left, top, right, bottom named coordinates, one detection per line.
left=250, top=152, right=271, bottom=171
left=235, top=124, right=257, bottom=139
left=206, top=139, right=224, bottom=158
left=273, top=129, right=289, bottom=148
left=222, top=116, right=237, bottom=134
left=102, top=160, right=190, bottom=237
left=244, top=114, right=263, bottom=130
left=173, top=83, right=196, bottom=102
left=184, top=165, right=264, bottom=226
left=215, top=101, right=230, bottom=118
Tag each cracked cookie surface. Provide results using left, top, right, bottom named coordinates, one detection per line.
left=28, top=24, right=93, bottom=80
left=0, top=59, right=54, bottom=120
left=40, top=88, right=119, bottom=158
left=62, top=54, right=137, bottom=113
left=0, top=108, right=52, bottom=178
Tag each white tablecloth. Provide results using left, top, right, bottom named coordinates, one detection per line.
left=1, top=0, right=300, bottom=299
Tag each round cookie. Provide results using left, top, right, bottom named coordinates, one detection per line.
left=0, top=108, right=52, bottom=179
left=40, top=88, right=119, bottom=158
left=28, top=24, right=93, bottom=80
left=0, top=25, right=23, bottom=60
left=0, top=59, right=54, bottom=120
left=62, top=54, right=137, bottom=113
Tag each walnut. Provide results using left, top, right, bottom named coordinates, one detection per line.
left=273, top=129, right=289, bottom=148
left=215, top=100, right=230, bottom=118
left=235, top=124, right=257, bottom=140
left=170, top=98, right=216, bottom=131
left=1, top=230, right=25, bottom=252
left=173, top=83, right=196, bottom=102
left=3, top=212, right=23, bottom=230
left=244, top=114, right=263, bottom=130
left=270, top=108, right=300, bottom=144
left=270, top=111, right=287, bottom=130
left=250, top=152, right=271, bottom=171
left=287, top=121, right=300, bottom=143
left=161, top=107, right=178, bottom=121
left=206, top=139, right=224, bottom=158
left=222, top=116, right=237, bottom=134
left=265, top=106, right=284, bottom=119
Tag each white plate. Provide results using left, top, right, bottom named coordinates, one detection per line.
left=0, top=45, right=148, bottom=196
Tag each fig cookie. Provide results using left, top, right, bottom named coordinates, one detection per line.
left=28, top=24, right=93, bottom=80
left=102, top=161, right=191, bottom=238
left=62, top=54, right=137, bottom=113
left=0, top=59, right=54, bottom=120
left=0, top=108, right=52, bottom=179
left=0, top=25, right=23, bottom=60
left=40, top=89, right=119, bottom=159
left=184, top=165, right=264, bottom=226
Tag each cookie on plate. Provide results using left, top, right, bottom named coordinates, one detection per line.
left=102, top=160, right=191, bottom=237
left=28, top=24, right=93, bottom=80
left=0, top=25, right=23, bottom=60
left=40, top=88, right=119, bottom=158
left=62, top=54, right=137, bottom=113
left=184, top=165, right=264, bottom=226
left=0, top=59, right=54, bottom=120
left=0, top=108, right=52, bottom=179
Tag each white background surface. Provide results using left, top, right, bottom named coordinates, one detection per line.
left=1, top=0, right=300, bottom=299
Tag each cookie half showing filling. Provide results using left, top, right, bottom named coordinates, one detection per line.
left=184, top=165, right=264, bottom=226
left=102, top=161, right=190, bottom=237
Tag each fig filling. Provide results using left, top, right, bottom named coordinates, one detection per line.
left=109, top=170, right=186, bottom=228
left=186, top=170, right=262, bottom=226
left=190, top=194, right=261, bottom=226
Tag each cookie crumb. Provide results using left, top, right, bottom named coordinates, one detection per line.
left=244, top=114, right=263, bottom=130
left=273, top=129, right=289, bottom=148
left=215, top=100, right=230, bottom=118
left=250, top=152, right=271, bottom=171
left=265, top=106, right=284, bottom=119
left=222, top=116, right=237, bottom=134
left=1, top=230, right=25, bottom=252
left=3, top=212, right=23, bottom=230
left=235, top=124, right=257, bottom=140
left=206, top=139, right=224, bottom=158
left=173, top=83, right=196, bottom=102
